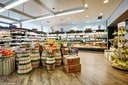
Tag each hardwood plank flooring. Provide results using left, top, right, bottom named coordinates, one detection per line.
left=0, top=51, right=128, bottom=85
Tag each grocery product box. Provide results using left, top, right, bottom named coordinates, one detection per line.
left=64, top=64, right=81, bottom=73
left=63, top=55, right=80, bottom=65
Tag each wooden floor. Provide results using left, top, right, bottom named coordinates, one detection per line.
left=0, top=51, right=128, bottom=85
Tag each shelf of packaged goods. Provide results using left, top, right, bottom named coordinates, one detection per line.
left=11, top=33, right=26, bottom=35
left=71, top=46, right=107, bottom=49
left=0, top=40, right=12, bottom=42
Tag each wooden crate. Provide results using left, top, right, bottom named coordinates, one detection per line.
left=0, top=57, right=15, bottom=75
left=63, top=55, right=80, bottom=65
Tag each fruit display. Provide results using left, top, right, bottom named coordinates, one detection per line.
left=111, top=22, right=128, bottom=70
left=41, top=39, right=62, bottom=70
left=0, top=49, right=14, bottom=58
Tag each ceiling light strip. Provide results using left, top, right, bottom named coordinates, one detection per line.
left=0, top=0, right=28, bottom=13
left=35, top=15, right=55, bottom=20
left=55, top=9, right=84, bottom=16
left=22, top=8, right=84, bottom=23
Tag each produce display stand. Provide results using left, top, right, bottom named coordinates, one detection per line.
left=111, top=22, right=128, bottom=70
left=31, top=48, right=40, bottom=68
left=16, top=43, right=33, bottom=74
left=0, top=56, right=15, bottom=75
left=41, top=39, right=62, bottom=70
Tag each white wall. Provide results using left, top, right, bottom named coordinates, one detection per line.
left=13, top=21, right=107, bottom=33
left=13, top=23, right=50, bottom=32
left=22, top=23, right=41, bottom=31
left=13, top=23, right=41, bottom=31
left=49, top=21, right=107, bottom=32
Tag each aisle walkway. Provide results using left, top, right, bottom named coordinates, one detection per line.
left=0, top=51, right=128, bottom=85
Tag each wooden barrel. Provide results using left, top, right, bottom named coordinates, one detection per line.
left=17, top=63, right=33, bottom=74
left=55, top=56, right=62, bottom=66
left=41, top=57, right=46, bottom=67
left=46, top=58, right=55, bottom=70
left=31, top=60, right=40, bottom=68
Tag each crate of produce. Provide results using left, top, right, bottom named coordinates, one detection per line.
left=63, top=55, right=80, bottom=65
left=64, top=64, right=81, bottom=73
left=0, top=57, right=15, bottom=75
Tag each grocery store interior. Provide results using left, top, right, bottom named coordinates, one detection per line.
left=0, top=0, right=128, bottom=85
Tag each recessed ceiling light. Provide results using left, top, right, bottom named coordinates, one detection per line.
left=103, top=0, right=109, bottom=4
left=68, top=18, right=70, bottom=20
left=84, top=4, right=88, bottom=8
left=99, top=13, right=103, bottom=16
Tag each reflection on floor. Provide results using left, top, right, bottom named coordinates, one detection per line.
left=0, top=51, right=128, bottom=85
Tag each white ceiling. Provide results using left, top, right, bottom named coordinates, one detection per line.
left=41, top=0, right=83, bottom=12
left=0, top=0, right=123, bottom=26
left=15, top=0, right=50, bottom=17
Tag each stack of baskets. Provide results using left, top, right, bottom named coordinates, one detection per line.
left=46, top=54, right=55, bottom=70
left=31, top=48, right=40, bottom=68
left=16, top=43, right=33, bottom=74
left=61, top=41, right=69, bottom=56
left=41, top=50, right=47, bottom=67
left=54, top=45, right=62, bottom=66
left=41, top=40, right=63, bottom=70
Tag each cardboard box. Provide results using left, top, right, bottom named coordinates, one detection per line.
left=63, top=55, right=80, bottom=65
left=64, top=64, right=81, bottom=73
